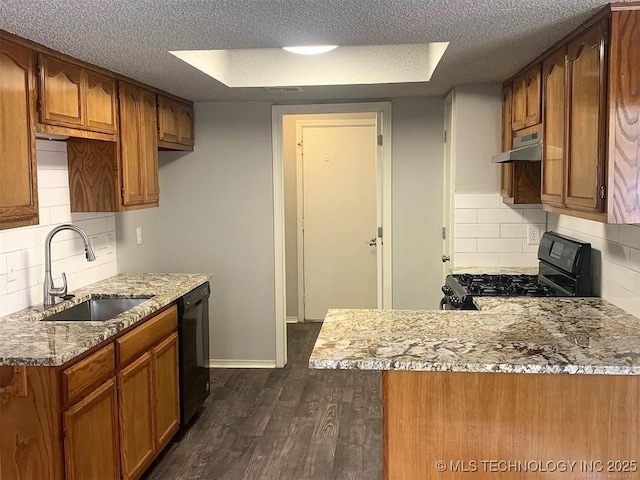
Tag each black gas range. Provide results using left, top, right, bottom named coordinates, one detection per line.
left=441, top=231, right=592, bottom=310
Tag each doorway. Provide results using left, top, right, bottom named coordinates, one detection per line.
left=272, top=103, right=392, bottom=367
left=297, top=117, right=378, bottom=321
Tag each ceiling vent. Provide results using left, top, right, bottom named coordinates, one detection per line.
left=264, top=86, right=304, bottom=94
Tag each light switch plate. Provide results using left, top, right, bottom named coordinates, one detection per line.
left=136, top=227, right=143, bottom=246
left=6, top=251, right=22, bottom=282
left=106, top=233, right=115, bottom=255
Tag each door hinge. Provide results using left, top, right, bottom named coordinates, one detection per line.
left=377, top=134, right=383, bottom=146
left=443, top=130, right=447, bottom=143
left=599, top=185, right=605, bottom=199
left=442, top=227, right=446, bottom=240
left=301, top=218, right=304, bottom=231
left=36, top=100, right=42, bottom=112
left=36, top=64, right=42, bottom=76
left=121, top=186, right=125, bottom=198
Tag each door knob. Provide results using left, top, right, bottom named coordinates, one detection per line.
left=365, top=237, right=377, bottom=247
left=442, top=255, right=451, bottom=263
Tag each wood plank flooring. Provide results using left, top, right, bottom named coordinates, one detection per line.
left=144, top=323, right=383, bottom=480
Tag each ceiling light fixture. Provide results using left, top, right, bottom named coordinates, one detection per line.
left=282, top=45, right=338, bottom=55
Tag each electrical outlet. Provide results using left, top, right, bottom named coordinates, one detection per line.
left=136, top=227, right=143, bottom=246
left=527, top=226, right=540, bottom=245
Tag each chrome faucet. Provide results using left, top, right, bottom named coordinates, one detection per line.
left=43, top=224, right=96, bottom=307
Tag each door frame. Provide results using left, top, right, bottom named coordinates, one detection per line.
left=295, top=117, right=379, bottom=323
left=272, top=102, right=393, bottom=367
left=443, top=91, right=456, bottom=281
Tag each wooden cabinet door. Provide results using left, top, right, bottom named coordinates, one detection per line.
left=158, top=97, right=180, bottom=143
left=39, top=54, right=84, bottom=127
left=63, top=378, right=120, bottom=480
left=152, top=332, right=180, bottom=448
left=565, top=21, right=607, bottom=213
left=511, top=76, right=526, bottom=131
left=119, top=81, right=145, bottom=206
left=500, top=84, right=514, bottom=200
left=179, top=107, right=195, bottom=146
left=0, top=40, right=39, bottom=229
left=118, top=352, right=155, bottom=480
left=140, top=88, right=159, bottom=204
left=524, top=64, right=542, bottom=127
left=85, top=71, right=117, bottom=133
left=541, top=48, right=567, bottom=207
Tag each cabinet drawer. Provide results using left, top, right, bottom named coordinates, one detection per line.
left=63, top=343, right=115, bottom=405
left=117, top=305, right=177, bottom=366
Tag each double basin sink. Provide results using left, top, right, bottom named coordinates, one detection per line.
left=43, top=298, right=150, bottom=322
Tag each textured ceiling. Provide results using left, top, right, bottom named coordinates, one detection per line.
left=0, top=0, right=629, bottom=102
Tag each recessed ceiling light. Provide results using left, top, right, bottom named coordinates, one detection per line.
left=282, top=45, right=338, bottom=55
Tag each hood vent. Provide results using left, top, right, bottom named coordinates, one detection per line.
left=492, top=132, right=542, bottom=163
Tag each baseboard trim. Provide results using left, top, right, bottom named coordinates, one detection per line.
left=286, top=316, right=299, bottom=324
left=208, top=359, right=277, bottom=369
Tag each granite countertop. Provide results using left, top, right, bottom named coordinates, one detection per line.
left=0, top=273, right=211, bottom=367
left=309, top=297, right=640, bottom=375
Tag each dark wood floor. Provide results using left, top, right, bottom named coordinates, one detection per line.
left=145, top=323, right=383, bottom=480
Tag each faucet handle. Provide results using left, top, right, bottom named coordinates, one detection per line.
left=49, top=272, right=68, bottom=298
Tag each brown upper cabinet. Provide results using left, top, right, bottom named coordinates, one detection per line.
left=0, top=39, right=39, bottom=230
left=38, top=54, right=118, bottom=140
left=501, top=83, right=542, bottom=205
left=541, top=47, right=567, bottom=209
left=158, top=95, right=194, bottom=151
left=66, top=82, right=159, bottom=212
left=541, top=14, right=627, bottom=222
left=511, top=64, right=541, bottom=131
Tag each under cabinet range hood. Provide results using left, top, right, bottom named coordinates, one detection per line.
left=492, top=132, right=542, bottom=163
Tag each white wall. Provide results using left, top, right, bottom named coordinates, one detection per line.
left=391, top=97, right=444, bottom=309
left=116, top=102, right=277, bottom=364
left=116, top=98, right=448, bottom=363
left=547, top=214, right=640, bottom=318
left=0, top=140, right=118, bottom=316
left=452, top=84, right=503, bottom=194
left=449, top=84, right=546, bottom=268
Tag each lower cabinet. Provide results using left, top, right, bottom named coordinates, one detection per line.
left=119, top=352, right=155, bottom=480
left=0, top=304, right=180, bottom=480
left=63, top=378, right=120, bottom=480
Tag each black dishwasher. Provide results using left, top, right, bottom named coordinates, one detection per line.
left=177, top=282, right=210, bottom=427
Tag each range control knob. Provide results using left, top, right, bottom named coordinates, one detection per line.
left=448, top=296, right=463, bottom=309
left=441, top=285, right=453, bottom=295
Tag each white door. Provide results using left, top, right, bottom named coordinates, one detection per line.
left=301, top=121, right=378, bottom=320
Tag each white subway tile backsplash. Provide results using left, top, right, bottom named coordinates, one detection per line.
left=0, top=140, right=118, bottom=316
left=39, top=188, right=63, bottom=207
left=547, top=213, right=640, bottom=318
left=454, top=238, right=477, bottom=253
left=478, top=208, right=524, bottom=224
left=499, top=253, right=539, bottom=268
left=619, top=225, right=640, bottom=249
left=49, top=205, right=73, bottom=224
left=478, top=238, right=522, bottom=253
left=455, top=209, right=478, bottom=224
left=456, top=223, right=500, bottom=238
left=499, top=223, right=528, bottom=238
left=455, top=252, right=501, bottom=268
left=453, top=193, right=544, bottom=269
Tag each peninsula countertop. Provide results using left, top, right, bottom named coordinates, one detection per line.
left=308, top=297, right=640, bottom=375
left=0, top=273, right=211, bottom=367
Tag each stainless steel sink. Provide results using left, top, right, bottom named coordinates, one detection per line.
left=43, top=298, right=149, bottom=322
